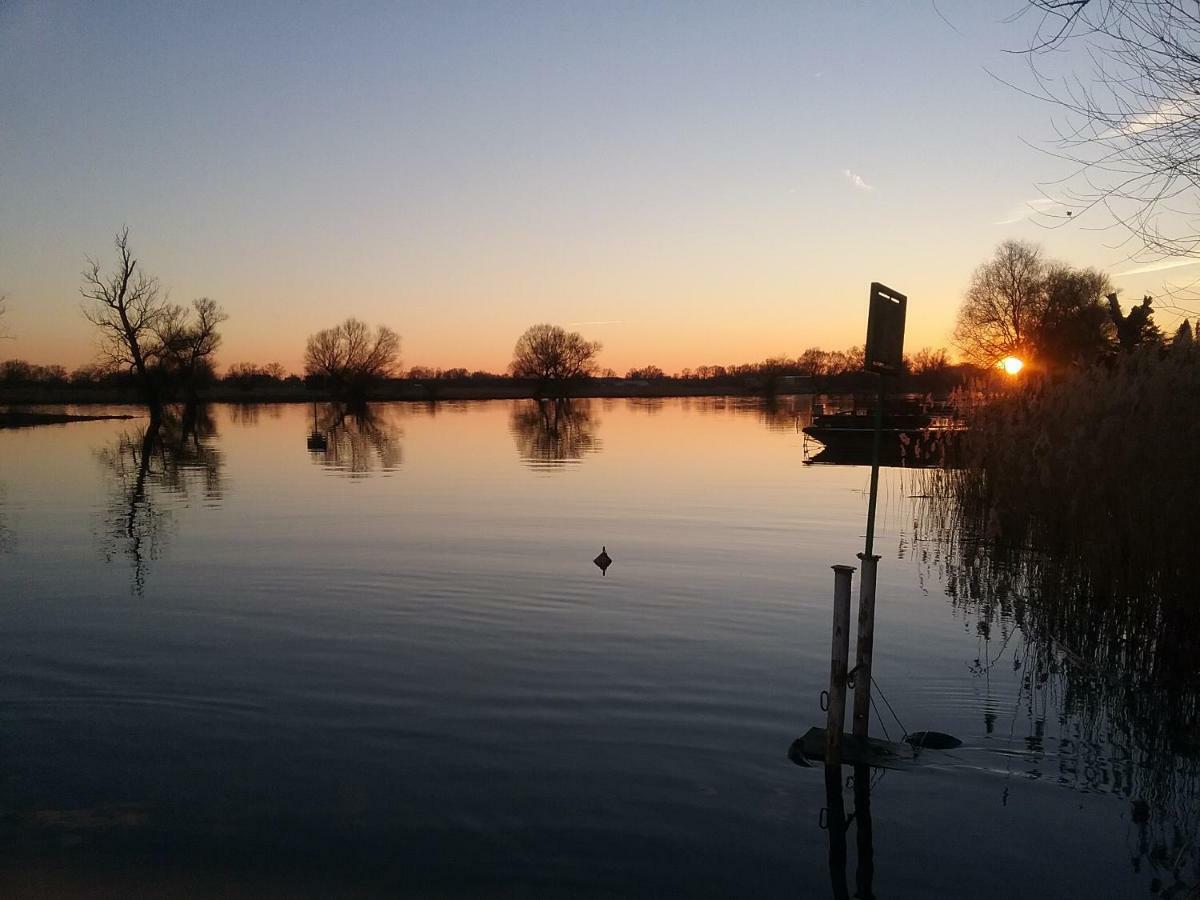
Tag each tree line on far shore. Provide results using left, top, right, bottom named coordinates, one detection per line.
left=1, top=229, right=1196, bottom=410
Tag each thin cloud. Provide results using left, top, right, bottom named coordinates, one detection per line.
left=1103, top=99, right=1196, bottom=139
left=1114, top=257, right=1200, bottom=277
left=994, top=197, right=1058, bottom=225
left=842, top=169, right=873, bottom=192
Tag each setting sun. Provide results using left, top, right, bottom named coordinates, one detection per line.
left=999, top=355, right=1025, bottom=376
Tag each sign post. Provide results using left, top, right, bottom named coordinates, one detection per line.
left=852, top=283, right=906, bottom=740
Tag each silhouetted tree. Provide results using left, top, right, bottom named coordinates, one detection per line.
left=510, top=324, right=601, bottom=390
left=304, top=318, right=400, bottom=401
left=954, top=240, right=1045, bottom=366
left=955, top=241, right=1115, bottom=369
left=1173, top=319, right=1194, bottom=349
left=156, top=297, right=227, bottom=404
left=907, top=347, right=950, bottom=376
left=1036, top=265, right=1115, bottom=365
left=625, top=365, right=664, bottom=380
left=224, top=362, right=288, bottom=391
left=1106, top=293, right=1161, bottom=352
left=80, top=227, right=169, bottom=413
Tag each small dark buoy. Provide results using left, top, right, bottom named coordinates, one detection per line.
left=593, top=546, right=612, bottom=575
left=903, top=731, right=962, bottom=750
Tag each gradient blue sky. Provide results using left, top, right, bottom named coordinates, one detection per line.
left=0, top=2, right=1187, bottom=374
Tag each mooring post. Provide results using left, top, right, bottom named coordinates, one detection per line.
left=853, top=763, right=875, bottom=899
left=826, top=564, right=856, bottom=765
left=852, top=553, right=881, bottom=738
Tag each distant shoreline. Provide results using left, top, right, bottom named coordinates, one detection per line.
left=0, top=382, right=794, bottom=406
left=0, top=372, right=960, bottom=407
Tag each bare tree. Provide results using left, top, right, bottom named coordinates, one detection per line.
left=0, top=294, right=9, bottom=342
left=955, top=240, right=1048, bottom=366
left=81, top=227, right=168, bottom=409
left=908, top=347, right=951, bottom=376
left=304, top=318, right=401, bottom=400
left=955, top=240, right=1117, bottom=369
left=510, top=324, right=601, bottom=388
left=1019, top=1, right=1200, bottom=269
left=156, top=297, right=228, bottom=403
left=625, top=365, right=665, bottom=380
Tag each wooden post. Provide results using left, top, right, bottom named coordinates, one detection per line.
left=826, top=564, right=856, bottom=764
left=853, top=763, right=875, bottom=900
left=824, top=762, right=851, bottom=900
left=852, top=552, right=880, bottom=738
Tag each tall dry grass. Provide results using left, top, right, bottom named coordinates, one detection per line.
left=914, top=343, right=1200, bottom=857
left=933, top=341, right=1200, bottom=612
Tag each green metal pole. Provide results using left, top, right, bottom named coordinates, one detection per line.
left=863, top=373, right=886, bottom=557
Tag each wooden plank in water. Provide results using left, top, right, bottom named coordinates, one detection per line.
left=789, top=726, right=915, bottom=769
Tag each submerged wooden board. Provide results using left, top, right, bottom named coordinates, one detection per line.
left=789, top=726, right=916, bottom=769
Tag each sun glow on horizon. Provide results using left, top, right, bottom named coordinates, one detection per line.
left=999, top=355, right=1024, bottom=376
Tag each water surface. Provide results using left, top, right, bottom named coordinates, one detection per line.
left=0, top=398, right=1193, bottom=897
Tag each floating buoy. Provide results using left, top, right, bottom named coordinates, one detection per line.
left=593, top=546, right=612, bottom=575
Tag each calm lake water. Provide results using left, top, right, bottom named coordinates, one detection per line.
left=0, top=398, right=1194, bottom=897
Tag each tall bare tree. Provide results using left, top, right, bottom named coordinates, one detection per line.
left=304, top=318, right=401, bottom=401
left=510, top=324, right=601, bottom=389
left=1020, top=1, right=1200, bottom=270
left=81, top=229, right=226, bottom=411
left=80, top=227, right=168, bottom=411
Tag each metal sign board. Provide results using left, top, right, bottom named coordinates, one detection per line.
left=864, top=282, right=906, bottom=374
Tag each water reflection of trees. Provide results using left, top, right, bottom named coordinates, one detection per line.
left=95, top=405, right=223, bottom=594
left=226, top=403, right=282, bottom=427
left=911, top=489, right=1200, bottom=894
left=756, top=395, right=812, bottom=433
left=306, top=403, right=403, bottom=477
left=0, top=482, right=12, bottom=554
left=509, top=399, right=600, bottom=470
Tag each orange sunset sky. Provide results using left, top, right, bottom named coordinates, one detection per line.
left=0, top=3, right=1190, bottom=376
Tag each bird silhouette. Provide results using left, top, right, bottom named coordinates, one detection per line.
left=593, top=546, right=612, bottom=575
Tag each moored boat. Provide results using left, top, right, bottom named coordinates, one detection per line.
left=802, top=397, right=965, bottom=466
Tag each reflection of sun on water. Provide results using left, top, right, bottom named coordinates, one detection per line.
left=999, top=355, right=1024, bottom=376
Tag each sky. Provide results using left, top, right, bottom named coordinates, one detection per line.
left=0, top=1, right=1191, bottom=375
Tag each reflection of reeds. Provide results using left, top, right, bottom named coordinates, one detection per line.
left=912, top=344, right=1200, bottom=892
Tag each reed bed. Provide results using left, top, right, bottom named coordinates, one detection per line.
left=912, top=343, right=1200, bottom=890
